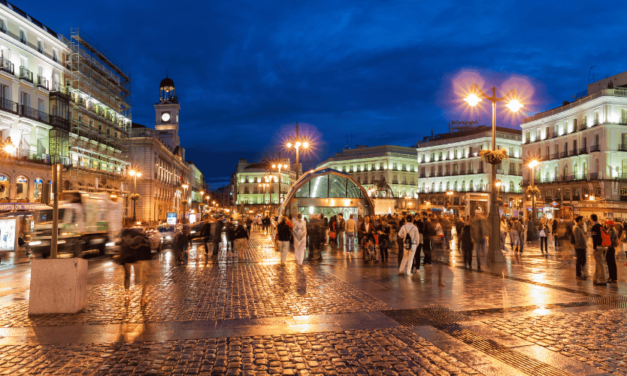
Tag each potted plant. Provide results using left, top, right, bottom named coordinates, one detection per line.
left=479, top=149, right=509, bottom=165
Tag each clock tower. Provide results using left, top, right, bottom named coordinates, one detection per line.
left=155, top=76, right=181, bottom=150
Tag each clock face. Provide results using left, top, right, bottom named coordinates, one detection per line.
left=161, top=112, right=171, bottom=122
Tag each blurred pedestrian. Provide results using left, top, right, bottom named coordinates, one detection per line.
left=377, top=219, right=391, bottom=262
left=590, top=214, right=607, bottom=286
left=398, top=215, right=419, bottom=275
left=471, top=214, right=489, bottom=269
left=119, top=228, right=153, bottom=305
left=337, top=214, right=345, bottom=251
left=605, top=219, right=618, bottom=283
left=461, top=217, right=473, bottom=268
left=173, top=225, right=191, bottom=265
left=345, top=214, right=357, bottom=252
left=212, top=219, right=223, bottom=257
left=573, top=216, right=587, bottom=280
left=293, top=213, right=307, bottom=265
left=233, top=221, right=249, bottom=261
left=539, top=218, right=549, bottom=255
left=277, top=215, right=292, bottom=265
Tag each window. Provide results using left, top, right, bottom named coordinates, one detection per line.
left=0, top=18, right=5, bottom=33
left=20, top=56, right=26, bottom=68
left=52, top=49, right=58, bottom=63
left=37, top=39, right=44, bottom=53
left=20, top=92, right=30, bottom=107
left=19, top=29, right=27, bottom=44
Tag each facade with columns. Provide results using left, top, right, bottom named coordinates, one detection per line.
left=416, top=126, right=523, bottom=216
left=521, top=75, right=627, bottom=219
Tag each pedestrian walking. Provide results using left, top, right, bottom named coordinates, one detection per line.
left=345, top=214, right=357, bottom=252
left=119, top=228, right=153, bottom=305
left=471, top=214, right=489, bottom=269
left=212, top=219, right=224, bottom=257
left=511, top=218, right=522, bottom=253
left=337, top=214, right=345, bottom=251
left=573, top=216, right=587, bottom=280
left=277, top=215, right=291, bottom=265
left=461, top=217, right=473, bottom=268
left=552, top=218, right=559, bottom=249
left=398, top=215, right=419, bottom=275
left=539, top=218, right=549, bottom=255
left=293, top=213, right=307, bottom=265
left=308, top=214, right=324, bottom=261
left=201, top=220, right=212, bottom=255
left=422, top=215, right=433, bottom=265
left=590, top=214, right=608, bottom=286
left=605, top=219, right=618, bottom=283
left=441, top=215, right=452, bottom=251
left=500, top=217, right=508, bottom=252
left=173, top=225, right=191, bottom=265
left=225, top=220, right=235, bottom=254
left=396, top=216, right=406, bottom=263
left=455, top=216, right=465, bottom=253
left=377, top=219, right=391, bottom=262
left=233, top=222, right=249, bottom=261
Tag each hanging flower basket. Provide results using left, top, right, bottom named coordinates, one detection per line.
left=479, top=149, right=509, bottom=165
left=130, top=193, right=141, bottom=201
left=526, top=186, right=540, bottom=197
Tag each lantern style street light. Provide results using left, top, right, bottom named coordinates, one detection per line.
left=272, top=163, right=289, bottom=204
left=464, top=84, right=524, bottom=263
left=285, top=122, right=310, bottom=180
left=129, top=169, right=142, bottom=222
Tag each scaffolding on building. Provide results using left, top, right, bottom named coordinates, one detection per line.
left=62, top=28, right=132, bottom=193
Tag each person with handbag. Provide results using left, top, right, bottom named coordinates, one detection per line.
left=605, top=220, right=618, bottom=284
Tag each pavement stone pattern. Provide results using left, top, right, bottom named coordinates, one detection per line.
left=0, top=327, right=480, bottom=375
left=486, top=308, right=627, bottom=375
left=198, top=233, right=295, bottom=263
left=0, top=262, right=389, bottom=327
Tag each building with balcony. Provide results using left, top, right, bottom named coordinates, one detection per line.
left=129, top=77, right=198, bottom=223
left=231, top=158, right=296, bottom=216
left=416, top=125, right=523, bottom=216
left=0, top=2, right=72, bottom=204
left=186, top=161, right=206, bottom=214
left=316, top=145, right=419, bottom=211
left=521, top=72, right=627, bottom=219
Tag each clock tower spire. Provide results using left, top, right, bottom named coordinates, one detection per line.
left=155, top=75, right=181, bottom=150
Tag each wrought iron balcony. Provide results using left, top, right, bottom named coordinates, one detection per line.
left=589, top=144, right=601, bottom=152
left=19, top=66, right=33, bottom=83
left=579, top=147, right=588, bottom=154
left=37, top=75, right=49, bottom=90
left=21, top=105, right=49, bottom=123
left=560, top=151, right=568, bottom=158
left=551, top=152, right=559, bottom=160
left=568, top=149, right=577, bottom=156
left=0, top=57, right=13, bottom=75
left=619, top=144, right=627, bottom=152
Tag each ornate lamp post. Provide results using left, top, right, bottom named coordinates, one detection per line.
left=285, top=122, right=309, bottom=180
left=272, top=163, right=289, bottom=204
left=181, top=183, right=189, bottom=223
left=464, top=84, right=524, bottom=263
left=129, top=169, right=142, bottom=222
left=527, top=159, right=539, bottom=220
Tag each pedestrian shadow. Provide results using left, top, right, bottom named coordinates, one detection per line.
left=296, top=266, right=307, bottom=296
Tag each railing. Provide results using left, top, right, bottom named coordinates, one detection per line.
left=568, top=149, right=577, bottom=156
left=477, top=169, right=484, bottom=174
left=589, top=172, right=598, bottom=180
left=579, top=147, right=588, bottom=154
left=560, top=151, right=568, bottom=158
left=565, top=175, right=574, bottom=182
left=619, top=144, right=627, bottom=152
left=19, top=66, right=33, bottom=83
left=37, top=75, right=49, bottom=90
left=0, top=98, right=18, bottom=114
left=551, top=152, right=559, bottom=160
left=589, top=144, right=601, bottom=152
left=0, top=57, right=13, bottom=75
left=540, top=155, right=549, bottom=161
left=444, top=172, right=451, bottom=176
left=22, top=105, right=49, bottom=123
left=573, top=195, right=580, bottom=201
left=452, top=171, right=458, bottom=176
left=419, top=173, right=426, bottom=178
left=460, top=170, right=466, bottom=175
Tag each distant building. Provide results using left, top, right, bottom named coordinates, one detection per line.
left=521, top=71, right=627, bottom=219
left=230, top=159, right=296, bottom=215
left=416, top=125, right=523, bottom=217
left=316, top=145, right=419, bottom=211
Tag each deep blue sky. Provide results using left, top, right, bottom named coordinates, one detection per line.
left=24, top=0, right=627, bottom=187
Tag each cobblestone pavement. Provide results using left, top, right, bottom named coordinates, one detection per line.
left=0, top=327, right=478, bottom=375
left=486, top=308, right=627, bottom=375
left=2, top=230, right=627, bottom=375
left=0, top=262, right=389, bottom=327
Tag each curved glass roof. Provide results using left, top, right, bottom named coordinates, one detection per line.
left=280, top=168, right=374, bottom=210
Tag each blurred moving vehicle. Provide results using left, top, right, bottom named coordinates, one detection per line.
left=29, top=191, right=124, bottom=258
left=157, top=225, right=176, bottom=247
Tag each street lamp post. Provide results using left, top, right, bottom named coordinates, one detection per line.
left=528, top=159, right=539, bottom=220
left=129, top=169, right=142, bottom=222
left=464, top=84, right=523, bottom=263
left=286, top=122, right=310, bottom=180
left=272, top=163, right=289, bottom=204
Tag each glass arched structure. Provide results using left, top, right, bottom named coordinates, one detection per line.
left=278, top=168, right=374, bottom=220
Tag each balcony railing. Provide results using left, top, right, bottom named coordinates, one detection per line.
left=568, top=149, right=577, bottom=156
left=590, top=144, right=601, bottom=152
left=551, top=152, right=559, bottom=160
left=37, top=75, right=49, bottom=90
left=589, top=172, right=599, bottom=180
left=0, top=98, right=18, bottom=114
left=579, top=147, right=588, bottom=154
left=0, top=57, right=13, bottom=75
left=22, top=105, right=49, bottom=123
left=477, top=169, right=484, bottom=174
left=565, top=175, right=574, bottom=182
left=419, top=173, right=426, bottom=178
left=560, top=151, right=568, bottom=158
left=619, top=144, right=627, bottom=152
left=19, top=66, right=33, bottom=83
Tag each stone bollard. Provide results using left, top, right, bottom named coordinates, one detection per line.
left=28, top=258, right=88, bottom=315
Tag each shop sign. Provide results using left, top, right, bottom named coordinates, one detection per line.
left=166, top=212, right=177, bottom=225
left=551, top=201, right=559, bottom=208
left=0, top=203, right=48, bottom=211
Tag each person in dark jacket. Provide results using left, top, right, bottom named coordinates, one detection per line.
left=201, top=221, right=212, bottom=255
left=377, top=220, right=391, bottom=262
left=590, top=214, right=606, bottom=286
left=460, top=218, right=474, bottom=268
left=359, top=216, right=376, bottom=248
left=233, top=222, right=249, bottom=261
left=277, top=215, right=292, bottom=265
left=212, top=220, right=224, bottom=257
left=173, top=226, right=191, bottom=265
left=225, top=220, right=235, bottom=254
left=120, top=228, right=153, bottom=305
left=307, top=214, right=324, bottom=260
left=396, top=216, right=406, bottom=262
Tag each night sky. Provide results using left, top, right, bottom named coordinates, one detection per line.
left=24, top=0, right=627, bottom=187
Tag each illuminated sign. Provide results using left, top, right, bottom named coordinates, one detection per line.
left=166, top=212, right=177, bottom=225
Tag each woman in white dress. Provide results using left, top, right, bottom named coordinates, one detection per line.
left=293, top=213, right=307, bottom=265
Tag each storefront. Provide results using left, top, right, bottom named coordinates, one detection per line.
left=279, top=168, right=374, bottom=220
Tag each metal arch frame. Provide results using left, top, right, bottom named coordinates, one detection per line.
left=278, top=167, right=375, bottom=217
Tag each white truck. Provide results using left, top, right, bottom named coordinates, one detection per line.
left=29, top=191, right=124, bottom=258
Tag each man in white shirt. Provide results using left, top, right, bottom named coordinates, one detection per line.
left=398, top=215, right=420, bottom=275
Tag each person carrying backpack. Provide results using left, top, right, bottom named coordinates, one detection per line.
left=590, top=214, right=607, bottom=286
left=398, top=215, right=419, bottom=275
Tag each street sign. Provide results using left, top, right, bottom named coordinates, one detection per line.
left=167, top=212, right=177, bottom=225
